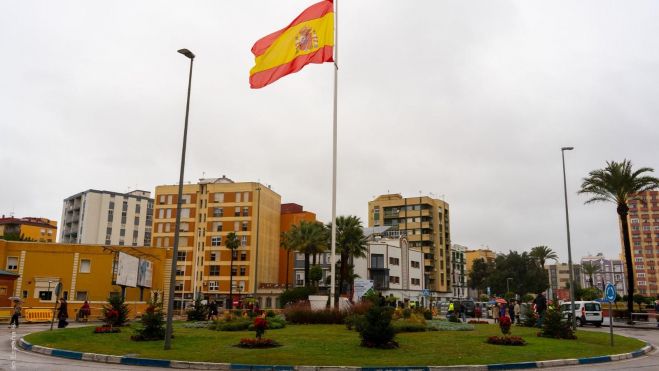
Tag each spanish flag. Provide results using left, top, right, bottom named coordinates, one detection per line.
left=250, top=0, right=334, bottom=89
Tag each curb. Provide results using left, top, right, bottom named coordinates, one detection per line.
left=18, top=338, right=654, bottom=370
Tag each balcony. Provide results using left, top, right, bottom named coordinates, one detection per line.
left=369, top=268, right=389, bottom=290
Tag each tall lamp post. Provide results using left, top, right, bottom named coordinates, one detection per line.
left=561, top=146, right=576, bottom=329
left=506, top=277, right=513, bottom=294
left=164, top=48, right=195, bottom=350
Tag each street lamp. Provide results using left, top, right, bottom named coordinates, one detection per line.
left=164, top=48, right=195, bottom=350
left=506, top=277, right=513, bottom=294
left=561, top=146, right=576, bottom=329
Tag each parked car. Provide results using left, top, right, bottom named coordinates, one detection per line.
left=457, top=300, right=476, bottom=317
left=560, top=301, right=603, bottom=327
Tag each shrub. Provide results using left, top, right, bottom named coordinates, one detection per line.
left=486, top=336, right=526, bottom=346
left=186, top=299, right=209, bottom=321
left=279, top=287, right=317, bottom=307
left=540, top=308, right=576, bottom=339
left=358, top=305, right=397, bottom=348
left=131, top=302, right=166, bottom=341
left=468, top=320, right=489, bottom=324
left=182, top=321, right=212, bottom=329
left=345, top=313, right=365, bottom=331
left=254, top=317, right=267, bottom=339
left=102, top=295, right=130, bottom=327
left=283, top=303, right=346, bottom=324
left=392, top=320, right=426, bottom=333
left=349, top=301, right=373, bottom=315
left=499, top=316, right=512, bottom=335
left=402, top=308, right=412, bottom=319
left=448, top=314, right=460, bottom=322
left=266, top=310, right=276, bottom=318
left=521, top=306, right=537, bottom=327
left=237, top=338, right=281, bottom=348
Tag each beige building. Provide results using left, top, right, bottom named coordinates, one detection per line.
left=465, top=248, right=496, bottom=273
left=368, top=194, right=450, bottom=293
left=625, top=190, right=659, bottom=296
left=152, top=176, right=281, bottom=309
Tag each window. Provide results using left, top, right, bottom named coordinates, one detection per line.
left=389, top=276, right=400, bottom=284
left=181, top=208, right=190, bottom=218
left=76, top=291, right=88, bottom=301
left=177, top=251, right=187, bottom=261
left=231, top=267, right=237, bottom=276
left=158, top=209, right=164, bottom=218
left=241, top=236, right=247, bottom=246
left=243, top=192, right=249, bottom=202
left=235, top=207, right=241, bottom=217
left=182, top=194, right=191, bottom=204
left=6, top=257, right=18, bottom=270
left=242, top=207, right=249, bottom=216
left=176, top=267, right=185, bottom=276
left=134, top=216, right=140, bottom=225
left=411, top=278, right=421, bottom=285
left=232, top=250, right=238, bottom=259
left=209, top=281, right=219, bottom=291
left=373, top=206, right=380, bottom=221
left=240, top=267, right=246, bottom=276
left=175, top=281, right=184, bottom=291
left=180, top=222, right=190, bottom=232
left=159, top=195, right=166, bottom=204
left=166, top=209, right=172, bottom=218
left=389, top=257, right=400, bottom=265
left=371, top=254, right=384, bottom=268
left=411, top=261, right=420, bottom=268
left=240, top=252, right=247, bottom=261
left=109, top=201, right=115, bottom=209
left=214, top=222, right=223, bottom=232
left=236, top=192, right=241, bottom=203
left=213, top=193, right=224, bottom=203
left=135, top=203, right=141, bottom=213
left=107, top=209, right=114, bottom=222
left=210, top=252, right=218, bottom=261
left=211, top=236, right=222, bottom=246
left=38, top=291, right=53, bottom=301
left=213, top=208, right=224, bottom=217
left=242, top=221, right=248, bottom=231
left=79, top=259, right=91, bottom=273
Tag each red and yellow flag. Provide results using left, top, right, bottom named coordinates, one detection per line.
left=250, top=0, right=334, bottom=89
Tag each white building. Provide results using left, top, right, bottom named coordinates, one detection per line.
left=580, top=253, right=627, bottom=295
left=60, top=189, right=154, bottom=246
left=451, top=244, right=468, bottom=299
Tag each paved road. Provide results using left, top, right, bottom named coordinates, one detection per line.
left=0, top=322, right=657, bottom=370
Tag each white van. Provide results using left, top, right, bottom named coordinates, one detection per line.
left=560, top=301, right=603, bottom=327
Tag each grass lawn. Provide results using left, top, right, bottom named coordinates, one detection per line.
left=24, top=323, right=645, bottom=366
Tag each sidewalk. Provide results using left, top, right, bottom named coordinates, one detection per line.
left=604, top=316, right=659, bottom=330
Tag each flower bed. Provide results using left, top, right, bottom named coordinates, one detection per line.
left=94, top=326, right=120, bottom=334
left=486, top=335, right=526, bottom=346
left=237, top=338, right=280, bottom=348
left=468, top=320, right=489, bottom=324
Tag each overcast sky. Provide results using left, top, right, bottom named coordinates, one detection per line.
left=1, top=0, right=658, bottom=262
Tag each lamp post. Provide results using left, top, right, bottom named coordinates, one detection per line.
left=506, top=277, right=513, bottom=294
left=164, top=48, right=195, bottom=350
left=561, top=146, right=576, bottom=329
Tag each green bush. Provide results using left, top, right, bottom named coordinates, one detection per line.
left=248, top=315, right=287, bottom=330
left=345, top=314, right=365, bottom=331
left=103, top=295, right=130, bottom=327
left=426, top=320, right=474, bottom=331
left=358, top=305, right=397, bottom=348
left=283, top=303, right=346, bottom=324
left=540, top=308, right=576, bottom=339
left=521, top=306, right=537, bottom=327
left=186, top=299, right=208, bottom=321
left=211, top=319, right=251, bottom=331
left=279, top=287, right=317, bottom=307
left=131, top=301, right=166, bottom=341
left=392, top=320, right=426, bottom=333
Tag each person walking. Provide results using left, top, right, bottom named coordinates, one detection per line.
left=79, top=300, right=91, bottom=322
left=493, top=303, right=500, bottom=324
left=208, top=300, right=218, bottom=321
left=459, top=302, right=466, bottom=322
left=9, top=299, right=21, bottom=328
left=533, top=292, right=547, bottom=328
left=514, top=300, right=521, bottom=325
left=57, top=298, right=69, bottom=328
left=448, top=301, right=455, bottom=320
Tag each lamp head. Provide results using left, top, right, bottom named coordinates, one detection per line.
left=177, top=49, right=195, bottom=59
left=561, top=146, right=574, bottom=151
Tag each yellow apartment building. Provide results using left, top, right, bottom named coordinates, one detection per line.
left=0, top=217, right=57, bottom=243
left=0, top=240, right=168, bottom=316
left=152, top=176, right=281, bottom=309
left=465, top=248, right=496, bottom=273
left=368, top=194, right=451, bottom=295
left=625, top=190, right=659, bottom=296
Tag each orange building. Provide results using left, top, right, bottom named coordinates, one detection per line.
left=279, top=203, right=317, bottom=287
left=0, top=217, right=57, bottom=243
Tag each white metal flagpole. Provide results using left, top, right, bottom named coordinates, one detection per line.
left=329, top=0, right=338, bottom=309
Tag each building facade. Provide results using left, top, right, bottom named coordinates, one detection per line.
left=60, top=190, right=154, bottom=246
left=546, top=263, right=582, bottom=299
left=465, top=248, right=496, bottom=273
left=0, top=240, right=166, bottom=316
left=0, top=217, right=57, bottom=242
left=367, top=194, right=451, bottom=294
left=626, top=190, right=659, bottom=296
left=580, top=253, right=627, bottom=295
left=279, top=203, right=316, bottom=288
left=451, top=244, right=467, bottom=299
left=152, top=176, right=281, bottom=309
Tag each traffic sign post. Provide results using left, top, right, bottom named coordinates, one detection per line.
left=50, top=282, right=62, bottom=331
left=604, top=283, right=616, bottom=346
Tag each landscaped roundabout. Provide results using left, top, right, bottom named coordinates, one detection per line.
left=23, top=322, right=647, bottom=367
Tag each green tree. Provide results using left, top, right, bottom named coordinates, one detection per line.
left=329, top=216, right=368, bottom=301
left=280, top=231, right=295, bottom=289
left=225, top=232, right=240, bottom=309
left=529, top=245, right=558, bottom=268
left=468, top=258, right=491, bottom=295
left=309, top=265, right=323, bottom=287
left=287, top=221, right=329, bottom=287
left=578, top=160, right=659, bottom=323
left=483, top=251, right=548, bottom=297
left=581, top=262, right=600, bottom=288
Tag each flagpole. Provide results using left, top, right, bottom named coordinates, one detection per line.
left=329, top=0, right=338, bottom=309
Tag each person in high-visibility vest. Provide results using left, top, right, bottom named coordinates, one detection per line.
left=448, top=301, right=454, bottom=319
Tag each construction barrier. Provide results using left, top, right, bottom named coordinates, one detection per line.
left=24, top=308, right=54, bottom=323
left=0, top=309, right=12, bottom=322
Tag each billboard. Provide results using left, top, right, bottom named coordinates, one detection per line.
left=115, top=252, right=139, bottom=287
left=137, top=259, right=153, bottom=288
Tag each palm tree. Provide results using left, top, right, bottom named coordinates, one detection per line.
left=280, top=231, right=295, bottom=289
left=581, top=262, right=601, bottom=288
left=225, top=232, right=240, bottom=309
left=530, top=245, right=558, bottom=268
left=287, top=221, right=329, bottom=287
left=328, top=216, right=368, bottom=302
left=578, top=160, right=659, bottom=322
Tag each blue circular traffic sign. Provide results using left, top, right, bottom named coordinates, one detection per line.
left=605, top=283, right=616, bottom=302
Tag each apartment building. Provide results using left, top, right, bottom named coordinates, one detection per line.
left=60, top=190, right=153, bottom=246
left=546, top=263, right=582, bottom=298
left=0, top=216, right=57, bottom=242
left=152, top=176, right=281, bottom=309
left=580, top=253, right=627, bottom=295
left=465, top=248, right=496, bottom=273
left=451, top=244, right=467, bottom=299
left=626, top=190, right=659, bottom=296
left=279, top=203, right=317, bottom=288
left=368, top=194, right=451, bottom=294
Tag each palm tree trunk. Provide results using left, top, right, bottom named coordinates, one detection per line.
left=618, top=204, right=635, bottom=324
left=304, top=252, right=310, bottom=287
left=285, top=250, right=290, bottom=290
left=229, top=254, right=234, bottom=309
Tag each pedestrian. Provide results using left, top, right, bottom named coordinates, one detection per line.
left=533, top=292, right=547, bottom=328
left=508, top=300, right=515, bottom=320
left=208, top=300, right=218, bottom=321
left=448, top=301, right=455, bottom=320
left=654, top=300, right=659, bottom=328
left=514, top=300, right=521, bottom=325
left=500, top=302, right=507, bottom=319
left=459, top=302, right=466, bottom=322
left=57, top=298, right=69, bottom=328
left=493, top=303, right=500, bottom=323
left=9, top=299, right=21, bottom=328
left=79, top=300, right=91, bottom=322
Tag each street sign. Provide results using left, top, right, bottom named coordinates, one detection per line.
left=604, top=283, right=616, bottom=302
left=422, top=289, right=430, bottom=297
left=486, top=287, right=491, bottom=295
left=54, top=282, right=62, bottom=297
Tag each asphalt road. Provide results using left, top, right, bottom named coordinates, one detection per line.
left=0, top=322, right=657, bottom=370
